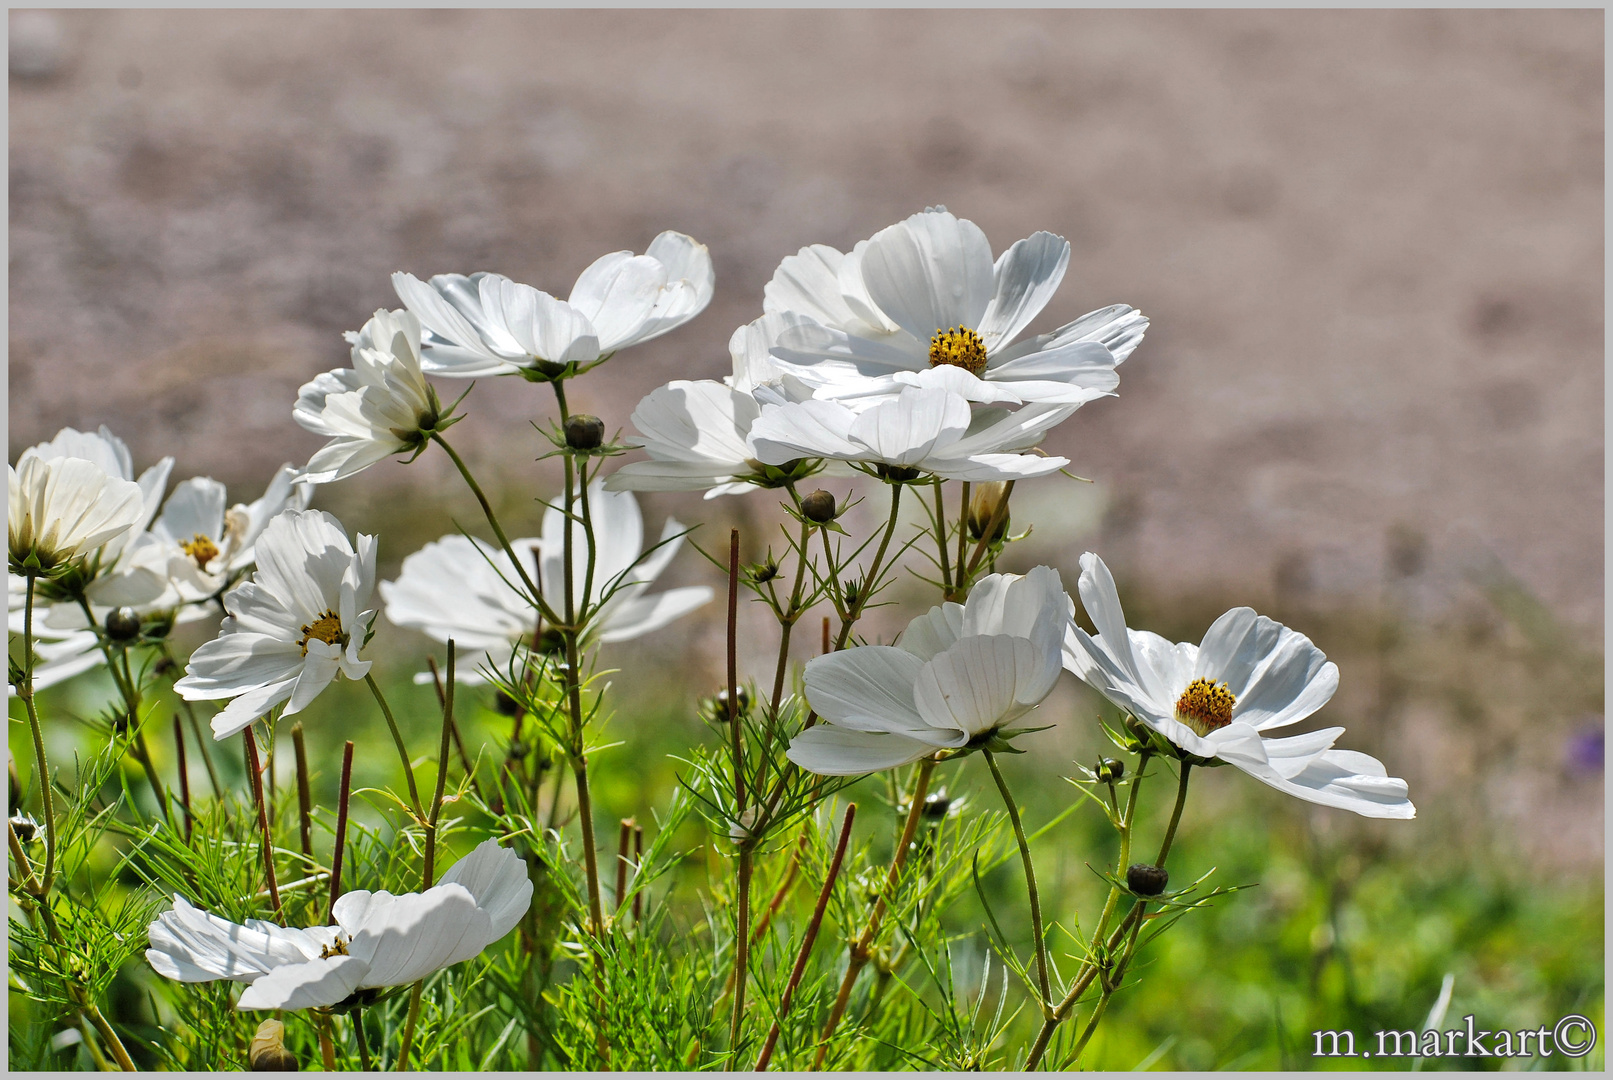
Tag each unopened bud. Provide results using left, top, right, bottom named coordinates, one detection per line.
left=967, top=481, right=1010, bottom=542
left=249, top=1019, right=298, bottom=1071
left=104, top=607, right=141, bottom=643
left=563, top=414, right=605, bottom=451
left=1096, top=757, right=1125, bottom=784
left=1126, top=863, right=1169, bottom=897
left=717, top=686, right=750, bottom=715
left=800, top=489, right=837, bottom=524
left=920, top=788, right=957, bottom=821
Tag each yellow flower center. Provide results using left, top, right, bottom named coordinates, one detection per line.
left=299, top=610, right=345, bottom=656
left=319, top=935, right=350, bottom=959
left=928, top=326, right=988, bottom=376
left=1175, top=677, right=1235, bottom=737
left=180, top=533, right=220, bottom=569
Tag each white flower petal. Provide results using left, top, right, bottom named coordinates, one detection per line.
left=786, top=725, right=940, bottom=776
left=859, top=208, right=995, bottom=341
left=350, top=883, right=491, bottom=987
left=913, top=635, right=1045, bottom=737
left=898, top=602, right=965, bottom=661
left=435, top=840, right=534, bottom=944
left=236, top=955, right=371, bottom=1011
left=803, top=646, right=930, bottom=735
left=598, top=586, right=714, bottom=643
left=977, top=230, right=1070, bottom=350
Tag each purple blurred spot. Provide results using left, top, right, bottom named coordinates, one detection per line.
left=1563, top=720, right=1604, bottom=775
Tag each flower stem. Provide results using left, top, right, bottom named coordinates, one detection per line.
left=396, top=981, right=425, bottom=1072
left=174, top=715, right=193, bottom=844
left=768, top=517, right=814, bottom=721
left=831, top=482, right=904, bottom=652
left=1156, top=762, right=1192, bottom=867
left=162, top=644, right=224, bottom=799
left=19, top=574, right=58, bottom=896
left=725, top=528, right=755, bottom=1050
left=291, top=721, right=313, bottom=868
left=243, top=729, right=285, bottom=924
left=931, top=480, right=952, bottom=596
left=81, top=998, right=137, bottom=1071
left=812, top=757, right=935, bottom=1068
left=352, top=1009, right=373, bottom=1072
left=983, top=749, right=1051, bottom=1006
left=961, top=479, right=1015, bottom=582
left=328, top=741, right=355, bottom=924
left=754, top=802, right=857, bottom=1071
left=365, top=672, right=425, bottom=821
left=430, top=431, right=554, bottom=623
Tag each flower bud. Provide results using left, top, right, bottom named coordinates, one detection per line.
left=249, top=1019, right=298, bottom=1071
left=563, top=414, right=605, bottom=451
left=800, top=489, right=837, bottom=524
left=718, top=686, right=750, bottom=715
left=967, top=481, right=1010, bottom=542
left=1096, top=757, right=1125, bottom=784
left=104, top=607, right=141, bottom=643
left=1126, top=863, right=1169, bottom=897
left=9, top=812, right=39, bottom=844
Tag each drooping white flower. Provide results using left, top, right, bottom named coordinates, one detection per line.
left=788, top=567, right=1071, bottom=775
left=381, top=480, right=712, bottom=682
left=146, top=840, right=533, bottom=1010
left=175, top=509, right=376, bottom=739
left=8, top=455, right=147, bottom=574
left=150, top=466, right=313, bottom=605
left=762, top=207, right=1145, bottom=408
left=390, top=232, right=714, bottom=378
left=748, top=385, right=1075, bottom=483
left=294, top=309, right=445, bottom=484
left=1062, top=553, right=1415, bottom=819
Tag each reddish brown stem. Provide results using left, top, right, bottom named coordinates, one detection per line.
left=754, top=804, right=857, bottom=1071
left=291, top=722, right=313, bottom=866
left=243, top=730, right=284, bottom=924
left=632, top=824, right=644, bottom=921
left=172, top=715, right=192, bottom=844
left=615, top=818, right=635, bottom=917
left=327, top=741, right=355, bottom=925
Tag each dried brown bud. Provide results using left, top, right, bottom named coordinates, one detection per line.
left=249, top=1019, right=298, bottom=1071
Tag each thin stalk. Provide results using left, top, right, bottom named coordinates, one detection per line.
left=1155, top=762, right=1192, bottom=867
left=364, top=672, right=424, bottom=821
left=81, top=999, right=137, bottom=1071
left=614, top=818, right=634, bottom=916
left=812, top=758, right=935, bottom=1068
left=162, top=643, right=224, bottom=799
left=328, top=741, right=355, bottom=924
left=173, top=715, right=193, bottom=844
left=352, top=1010, right=373, bottom=1072
left=732, top=850, right=754, bottom=1049
left=632, top=825, right=644, bottom=921
left=725, top=528, right=753, bottom=1050
left=430, top=431, right=554, bottom=622
left=422, top=643, right=457, bottom=888
left=932, top=480, right=952, bottom=595
left=768, top=519, right=814, bottom=719
left=954, top=481, right=971, bottom=599
left=396, top=981, right=425, bottom=1072
left=291, top=722, right=313, bottom=867
left=983, top=749, right=1051, bottom=1006
left=316, top=1014, right=337, bottom=1071
left=243, top=730, right=285, bottom=923
left=831, top=483, right=904, bottom=652
left=425, top=655, right=482, bottom=803
left=754, top=803, right=858, bottom=1071
left=20, top=575, right=58, bottom=895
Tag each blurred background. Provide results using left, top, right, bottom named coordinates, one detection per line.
left=10, top=8, right=1603, bottom=1069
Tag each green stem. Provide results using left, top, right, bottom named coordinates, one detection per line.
left=365, top=673, right=424, bottom=820
left=396, top=981, right=425, bottom=1071
left=1155, top=762, right=1192, bottom=867
left=832, top=482, right=904, bottom=652
left=932, top=479, right=952, bottom=596
left=961, top=479, right=1015, bottom=582
left=430, top=432, right=555, bottom=624
left=353, top=1009, right=373, bottom=1071
left=983, top=749, right=1051, bottom=1006
left=19, top=575, right=58, bottom=896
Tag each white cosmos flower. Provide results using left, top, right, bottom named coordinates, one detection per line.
left=146, top=840, right=533, bottom=1010
left=8, top=455, right=147, bottom=574
left=295, top=309, right=444, bottom=484
left=390, top=232, right=714, bottom=378
left=381, top=480, right=712, bottom=683
left=150, top=466, right=312, bottom=606
left=763, top=207, right=1145, bottom=408
left=175, top=509, right=376, bottom=739
left=788, top=567, right=1070, bottom=775
left=749, top=385, right=1075, bottom=483
left=6, top=574, right=104, bottom=696
left=1062, top=553, right=1415, bottom=819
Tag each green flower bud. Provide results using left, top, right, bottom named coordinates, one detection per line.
left=104, top=607, right=141, bottom=643
left=1096, top=757, right=1125, bottom=784
left=800, top=489, right=838, bottom=524
left=563, top=414, right=605, bottom=451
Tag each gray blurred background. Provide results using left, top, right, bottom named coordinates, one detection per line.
left=9, top=10, right=1603, bottom=864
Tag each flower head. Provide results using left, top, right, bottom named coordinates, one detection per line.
left=390, top=232, right=713, bottom=379
left=749, top=385, right=1075, bottom=484
left=1062, top=553, right=1415, bottom=819
left=8, top=455, right=146, bottom=575
left=146, top=840, right=533, bottom=1010
left=295, top=309, right=445, bottom=484
left=787, top=567, right=1070, bottom=775
left=762, top=207, right=1145, bottom=409
left=175, top=509, right=376, bottom=739
left=381, top=481, right=711, bottom=682
left=150, top=466, right=312, bottom=603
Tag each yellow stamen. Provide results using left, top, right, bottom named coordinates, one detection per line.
left=318, top=936, right=350, bottom=959
left=299, top=610, right=344, bottom=656
left=180, top=533, right=219, bottom=569
left=927, top=326, right=988, bottom=376
left=1175, top=677, right=1235, bottom=737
